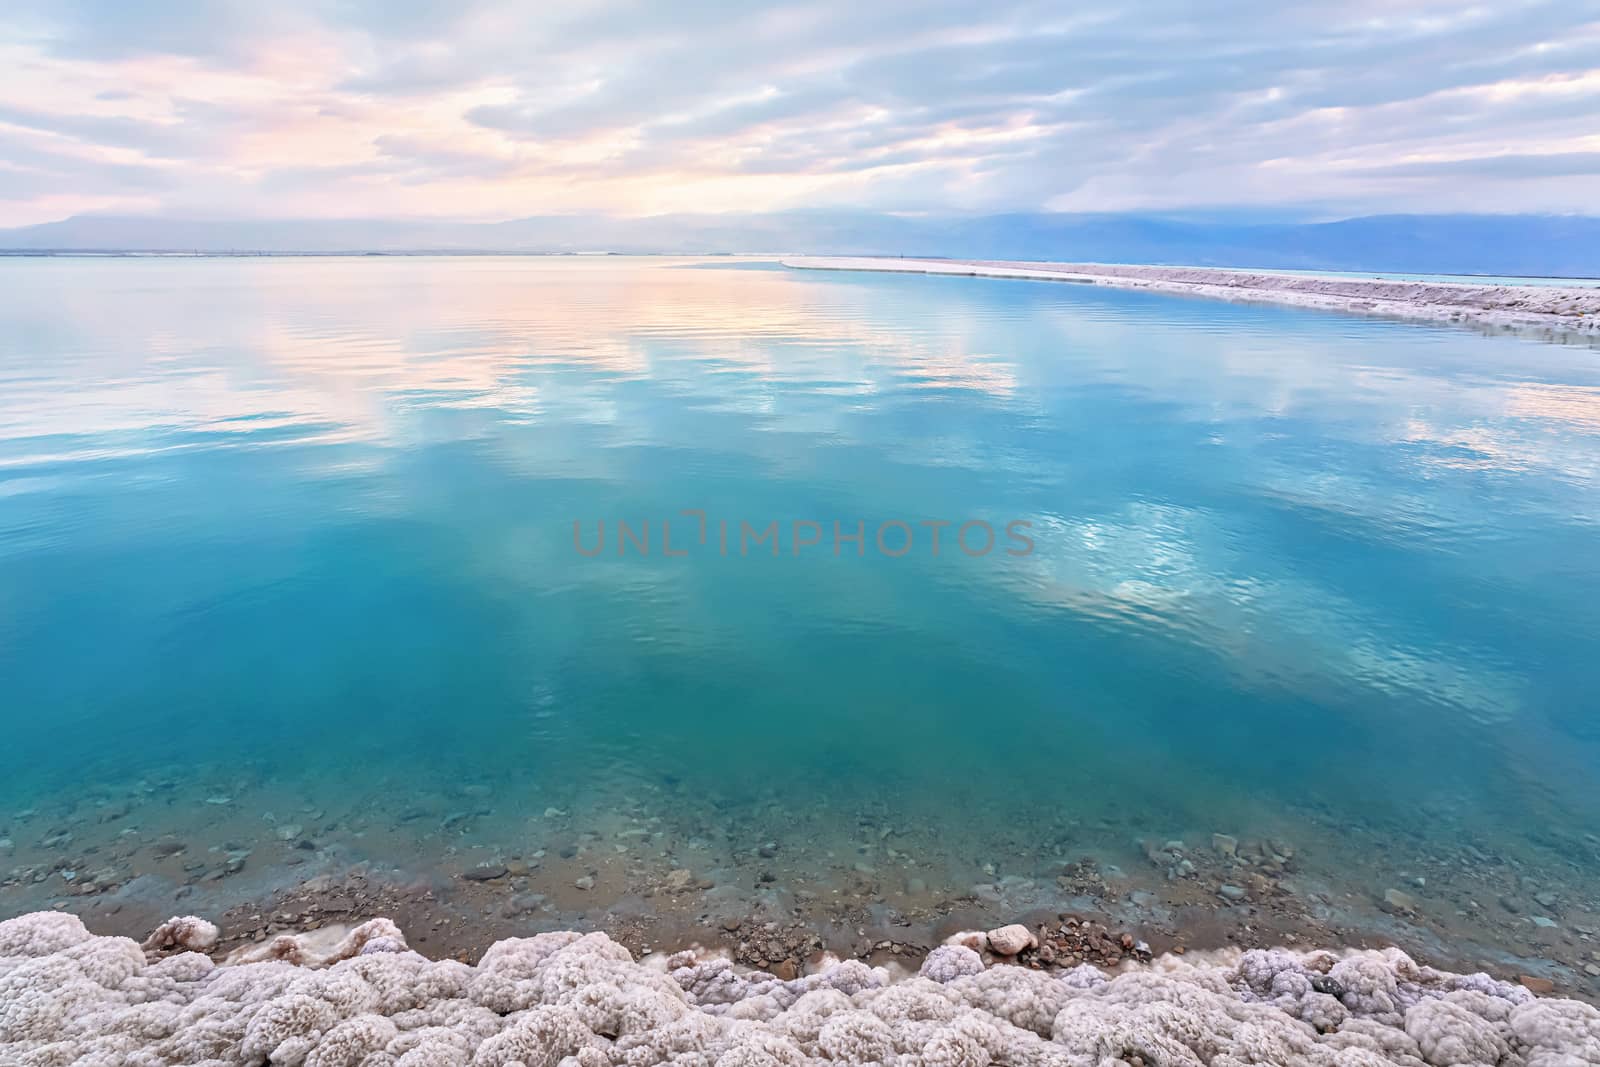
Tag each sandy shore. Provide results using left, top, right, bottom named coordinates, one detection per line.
left=782, top=256, right=1600, bottom=339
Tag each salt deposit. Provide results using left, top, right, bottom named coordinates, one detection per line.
left=783, top=257, right=1600, bottom=337
left=4, top=910, right=1598, bottom=1065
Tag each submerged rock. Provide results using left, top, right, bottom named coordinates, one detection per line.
left=1383, top=888, right=1419, bottom=914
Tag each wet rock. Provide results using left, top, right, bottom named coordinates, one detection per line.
left=665, top=869, right=693, bottom=890
left=1211, top=833, right=1238, bottom=858
left=276, top=824, right=303, bottom=842
left=1499, top=895, right=1524, bottom=914
left=986, top=924, right=1037, bottom=955
left=773, top=959, right=799, bottom=981
left=1530, top=916, right=1558, bottom=929
left=1533, top=890, right=1559, bottom=909
left=461, top=864, right=508, bottom=882
left=1311, top=975, right=1345, bottom=997
left=1519, top=975, right=1555, bottom=995
left=574, top=875, right=596, bottom=891
left=1218, top=885, right=1248, bottom=902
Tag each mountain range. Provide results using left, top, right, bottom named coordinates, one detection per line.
left=4, top=212, right=1598, bottom=277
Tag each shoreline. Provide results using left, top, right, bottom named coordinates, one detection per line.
left=15, top=833, right=1599, bottom=1006
left=781, top=256, right=1600, bottom=340
left=6, top=767, right=1600, bottom=1005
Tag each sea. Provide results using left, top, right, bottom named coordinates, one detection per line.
left=2, top=255, right=1597, bottom=972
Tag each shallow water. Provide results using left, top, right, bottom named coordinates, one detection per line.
left=2, top=255, right=1599, bottom=961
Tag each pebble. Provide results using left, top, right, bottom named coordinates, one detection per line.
left=1211, top=834, right=1238, bottom=858
left=1218, top=885, right=1247, bottom=902
left=574, top=875, right=596, bottom=891
left=1519, top=975, right=1555, bottom=995
left=276, top=825, right=303, bottom=842
left=1530, top=916, right=1559, bottom=929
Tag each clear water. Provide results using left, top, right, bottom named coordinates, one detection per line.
left=3, top=256, right=1599, bottom=946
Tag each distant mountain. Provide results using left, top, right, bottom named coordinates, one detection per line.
left=4, top=212, right=1599, bottom=277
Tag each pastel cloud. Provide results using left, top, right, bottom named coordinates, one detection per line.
left=0, top=0, right=1597, bottom=225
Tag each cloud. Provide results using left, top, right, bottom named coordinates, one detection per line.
left=1359, top=151, right=1600, bottom=180
left=0, top=0, right=1597, bottom=225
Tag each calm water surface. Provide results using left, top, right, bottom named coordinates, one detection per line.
left=2, top=256, right=1598, bottom=939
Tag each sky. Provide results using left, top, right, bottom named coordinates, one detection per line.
left=1, top=0, right=1598, bottom=227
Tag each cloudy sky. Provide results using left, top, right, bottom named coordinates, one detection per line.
left=2, top=0, right=1598, bottom=227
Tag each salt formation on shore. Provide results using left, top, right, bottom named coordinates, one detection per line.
left=5, top=912, right=1600, bottom=1065
left=782, top=257, right=1600, bottom=337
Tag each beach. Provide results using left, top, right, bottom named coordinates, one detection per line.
left=782, top=257, right=1600, bottom=338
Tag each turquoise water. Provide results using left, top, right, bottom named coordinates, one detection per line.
left=2, top=256, right=1599, bottom=944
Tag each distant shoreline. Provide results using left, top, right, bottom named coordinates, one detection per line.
left=2, top=249, right=1598, bottom=286
left=782, top=256, right=1600, bottom=339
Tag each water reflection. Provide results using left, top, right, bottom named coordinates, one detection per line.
left=2, top=256, right=1599, bottom=952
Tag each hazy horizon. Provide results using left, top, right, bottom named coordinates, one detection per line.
left=6, top=210, right=1600, bottom=277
